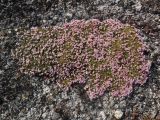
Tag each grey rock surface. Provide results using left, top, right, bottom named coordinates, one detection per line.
left=0, top=0, right=160, bottom=120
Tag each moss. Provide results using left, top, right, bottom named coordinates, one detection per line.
left=12, top=19, right=151, bottom=100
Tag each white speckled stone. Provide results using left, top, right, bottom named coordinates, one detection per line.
left=99, top=111, right=106, bottom=120
left=114, top=109, right=123, bottom=119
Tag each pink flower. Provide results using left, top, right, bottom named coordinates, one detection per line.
left=14, top=19, right=151, bottom=100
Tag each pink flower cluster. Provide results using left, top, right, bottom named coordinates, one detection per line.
left=12, top=19, right=151, bottom=100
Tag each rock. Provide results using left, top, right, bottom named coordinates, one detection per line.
left=61, top=91, right=68, bottom=99
left=0, top=70, right=4, bottom=75
left=0, top=0, right=159, bottom=120
left=157, top=25, right=160, bottom=29
left=65, top=12, right=73, bottom=19
left=42, top=84, right=50, bottom=95
left=99, top=111, right=106, bottom=120
left=98, top=5, right=107, bottom=11
left=42, top=112, right=47, bottom=119
left=14, top=28, right=18, bottom=32
left=42, top=20, right=47, bottom=23
left=42, top=107, right=61, bottom=120
left=119, top=100, right=126, bottom=108
left=114, top=109, right=123, bottom=119
left=157, top=56, right=160, bottom=65
left=134, top=1, right=142, bottom=11
left=50, top=111, right=61, bottom=120
left=115, top=0, right=121, bottom=3
left=8, top=30, right=11, bottom=34
left=150, top=108, right=158, bottom=119
left=26, top=0, right=34, bottom=5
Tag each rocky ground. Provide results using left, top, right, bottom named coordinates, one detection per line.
left=0, top=0, right=160, bottom=120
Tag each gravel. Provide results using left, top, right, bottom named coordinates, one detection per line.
left=0, top=0, right=160, bottom=120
